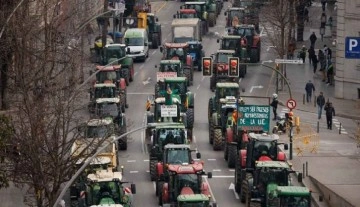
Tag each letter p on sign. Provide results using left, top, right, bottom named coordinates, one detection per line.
left=349, top=39, right=358, bottom=51
left=345, top=37, right=360, bottom=59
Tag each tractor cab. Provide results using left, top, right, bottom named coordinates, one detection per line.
left=230, top=24, right=257, bottom=46
left=158, top=60, right=184, bottom=74
left=163, top=145, right=194, bottom=165
left=175, top=9, right=198, bottom=19
left=224, top=7, right=248, bottom=28
left=91, top=83, right=117, bottom=100
left=104, top=44, right=127, bottom=65
left=160, top=43, right=190, bottom=62
left=80, top=118, right=114, bottom=139
left=94, top=65, right=121, bottom=85
left=212, top=50, right=236, bottom=64
left=153, top=126, right=189, bottom=151
left=146, top=13, right=158, bottom=32
left=182, top=2, right=207, bottom=20
left=94, top=99, right=125, bottom=128
left=157, top=77, right=188, bottom=97
left=215, top=83, right=239, bottom=99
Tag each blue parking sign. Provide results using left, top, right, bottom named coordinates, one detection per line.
left=345, top=37, right=360, bottom=59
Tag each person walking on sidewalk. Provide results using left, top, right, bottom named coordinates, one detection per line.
left=309, top=32, right=317, bottom=48
left=318, top=50, right=327, bottom=82
left=327, top=47, right=332, bottom=60
left=324, top=101, right=335, bottom=129
left=308, top=46, right=315, bottom=65
left=312, top=54, right=318, bottom=73
left=270, top=94, right=279, bottom=120
left=298, top=45, right=307, bottom=63
left=304, top=7, right=309, bottom=23
left=317, top=92, right=326, bottom=119
left=305, top=80, right=315, bottom=103
left=326, top=60, right=334, bottom=85
left=321, top=0, right=327, bottom=12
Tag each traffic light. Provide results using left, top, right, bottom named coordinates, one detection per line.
left=202, top=57, right=213, bottom=77
left=228, top=57, right=239, bottom=77
left=287, top=111, right=294, bottom=127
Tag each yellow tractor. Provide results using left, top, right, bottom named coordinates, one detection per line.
left=135, top=12, right=162, bottom=49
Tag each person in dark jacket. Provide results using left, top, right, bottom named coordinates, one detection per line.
left=270, top=94, right=279, bottom=120
left=327, top=60, right=334, bottom=85
left=308, top=46, right=315, bottom=65
left=309, top=32, right=317, bottom=48
left=312, top=54, right=318, bottom=73
left=305, top=80, right=315, bottom=103
left=324, top=102, right=335, bottom=129
left=316, top=92, right=326, bottom=119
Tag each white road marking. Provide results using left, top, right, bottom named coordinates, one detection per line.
left=167, top=33, right=171, bottom=37
left=146, top=170, right=150, bottom=173
left=163, top=38, right=167, bottom=42
left=134, top=72, right=138, bottom=76
left=140, top=65, right=144, bottom=69
left=193, top=135, right=197, bottom=143
left=239, top=78, right=242, bottom=83
left=144, top=159, right=149, bottom=162
left=127, top=160, right=136, bottom=162
left=207, top=158, right=216, bottom=161
left=213, top=169, right=222, bottom=172
left=196, top=84, right=200, bottom=90
left=152, top=50, right=157, bottom=55
left=201, top=76, right=205, bottom=81
left=229, top=183, right=240, bottom=199
left=194, top=93, right=196, bottom=98
left=204, top=177, right=217, bottom=203
left=141, top=113, right=146, bottom=153
left=130, top=171, right=138, bottom=173
left=145, top=58, right=149, bottom=62
left=229, top=169, right=235, bottom=172
left=153, top=182, right=156, bottom=191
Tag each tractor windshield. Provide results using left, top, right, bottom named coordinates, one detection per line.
left=176, top=174, right=200, bottom=192
left=185, top=4, right=203, bottom=15
left=87, top=181, right=122, bottom=205
left=258, top=168, right=288, bottom=186
left=97, top=71, right=119, bottom=83
left=167, top=149, right=190, bottom=164
left=217, top=87, right=238, bottom=98
left=217, top=53, right=233, bottom=63
left=95, top=87, right=116, bottom=99
left=86, top=125, right=110, bottom=138
left=181, top=13, right=196, bottom=18
left=222, top=39, right=239, bottom=50
left=105, top=47, right=125, bottom=60
left=234, top=28, right=253, bottom=37
left=279, top=196, right=310, bottom=207
left=166, top=82, right=186, bottom=94
left=96, top=102, right=120, bottom=118
left=161, top=64, right=180, bottom=72
left=158, top=129, right=186, bottom=147
left=254, top=140, right=278, bottom=160
left=229, top=10, right=244, bottom=19
left=125, top=37, right=144, bottom=46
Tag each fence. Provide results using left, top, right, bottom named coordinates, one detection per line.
left=293, top=123, right=320, bottom=156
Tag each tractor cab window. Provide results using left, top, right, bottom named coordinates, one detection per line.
left=89, top=181, right=121, bottom=205
left=175, top=174, right=200, bottom=193
left=217, top=53, right=232, bottom=63
left=280, top=196, right=310, bottom=207
left=218, top=87, right=238, bottom=98
left=230, top=10, right=244, bottom=19
left=254, top=141, right=277, bottom=160
left=182, top=13, right=196, bottom=18
left=95, top=87, right=116, bottom=99
left=96, top=102, right=120, bottom=118
left=86, top=125, right=109, bottom=138
left=222, top=39, right=238, bottom=50
left=160, top=129, right=186, bottom=146
left=125, top=37, right=144, bottom=46
left=234, top=28, right=252, bottom=37
left=162, top=64, right=179, bottom=72
left=97, top=71, right=118, bottom=83
left=167, top=149, right=190, bottom=164
left=106, top=48, right=121, bottom=60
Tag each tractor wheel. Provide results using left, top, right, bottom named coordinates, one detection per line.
left=156, top=181, right=164, bottom=197
left=250, top=201, right=261, bottom=207
left=234, top=161, right=242, bottom=193
left=239, top=65, right=246, bottom=78
left=120, top=93, right=126, bottom=112
left=223, top=142, right=228, bottom=160
left=208, top=98, right=213, bottom=122
left=155, top=84, right=160, bottom=98
left=184, top=69, right=192, bottom=86
left=208, top=12, right=216, bottom=27
left=213, top=129, right=222, bottom=151
left=209, top=119, right=214, bottom=144
left=147, top=113, right=154, bottom=124
left=257, top=46, right=261, bottom=62
left=186, top=108, right=194, bottom=129
left=227, top=144, right=237, bottom=168
left=149, top=159, right=157, bottom=181
left=152, top=34, right=159, bottom=49
left=123, top=69, right=130, bottom=86
left=129, top=65, right=134, bottom=82
left=118, top=125, right=127, bottom=150
left=210, top=77, right=216, bottom=92
left=241, top=173, right=252, bottom=203
left=250, top=48, right=258, bottom=63
left=158, top=190, right=163, bottom=205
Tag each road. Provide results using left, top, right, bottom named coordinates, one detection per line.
left=1, top=1, right=359, bottom=207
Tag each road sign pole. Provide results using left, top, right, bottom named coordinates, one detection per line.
left=289, top=126, right=293, bottom=160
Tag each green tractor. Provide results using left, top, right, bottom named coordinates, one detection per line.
left=232, top=0, right=261, bottom=32
left=208, top=82, right=240, bottom=150
left=146, top=13, right=162, bottom=49
left=217, top=35, right=249, bottom=77
left=88, top=83, right=127, bottom=113
left=244, top=161, right=308, bottom=207
left=188, top=41, right=205, bottom=71
left=156, top=59, right=193, bottom=86
left=181, top=1, right=215, bottom=31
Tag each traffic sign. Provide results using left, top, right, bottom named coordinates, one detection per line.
left=286, top=99, right=297, bottom=110
left=345, top=37, right=360, bottom=59
left=275, top=59, right=303, bottom=64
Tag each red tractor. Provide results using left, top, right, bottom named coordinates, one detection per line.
left=173, top=9, right=198, bottom=19
left=158, top=163, right=213, bottom=206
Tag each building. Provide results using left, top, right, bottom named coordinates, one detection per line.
left=335, top=0, right=360, bottom=100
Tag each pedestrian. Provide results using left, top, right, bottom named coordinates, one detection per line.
left=324, top=101, right=335, bottom=129
left=309, top=32, right=317, bottom=48
left=304, top=7, right=309, bottom=23
left=312, top=54, right=318, bottom=73
left=321, top=0, right=327, bottom=11
left=308, top=46, right=315, bottom=65
left=318, top=50, right=327, bottom=81
left=298, top=45, right=307, bottom=63
left=305, top=80, right=315, bottom=103
left=316, top=92, right=326, bottom=119
left=270, top=94, right=279, bottom=120
left=288, top=38, right=296, bottom=59
left=327, top=47, right=332, bottom=60
left=326, top=60, right=334, bottom=85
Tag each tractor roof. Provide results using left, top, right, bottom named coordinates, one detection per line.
left=217, top=49, right=236, bottom=54
left=96, top=97, right=120, bottom=104
left=177, top=194, right=209, bottom=202
left=220, top=96, right=238, bottom=104
left=87, top=169, right=123, bottom=182
left=185, top=1, right=206, bottom=5
left=216, top=82, right=239, bottom=88
left=228, top=7, right=246, bottom=11
left=171, top=18, right=200, bottom=26
left=168, top=163, right=204, bottom=174
left=160, top=59, right=182, bottom=64
left=94, top=83, right=116, bottom=88
left=72, top=139, right=115, bottom=157
left=147, top=122, right=186, bottom=129
left=96, top=65, right=121, bottom=71
left=180, top=9, right=197, bottom=14
left=222, top=35, right=242, bottom=39
left=155, top=97, right=181, bottom=104
left=87, top=118, right=113, bottom=126
left=248, top=132, right=279, bottom=141
left=164, top=42, right=189, bottom=48
left=124, top=28, right=146, bottom=38
left=164, top=77, right=187, bottom=82
left=164, top=144, right=191, bottom=149
left=276, top=186, right=311, bottom=196
left=105, top=43, right=126, bottom=48
left=255, top=161, right=290, bottom=169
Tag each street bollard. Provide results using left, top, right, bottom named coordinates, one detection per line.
left=303, top=94, right=305, bottom=104
left=317, top=121, right=320, bottom=133
left=314, top=96, right=317, bottom=107
left=303, top=163, right=305, bottom=178
left=339, top=123, right=342, bottom=134
left=306, top=161, right=308, bottom=177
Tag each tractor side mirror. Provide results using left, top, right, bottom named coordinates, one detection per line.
left=159, top=46, right=163, bottom=53
left=131, top=183, right=136, bottom=194
left=144, top=42, right=148, bottom=46
left=297, top=173, right=303, bottom=183
left=284, top=143, right=289, bottom=150
left=155, top=65, right=158, bottom=68
left=196, top=152, right=201, bottom=159
left=224, top=12, right=227, bottom=16
left=156, top=17, right=159, bottom=22
left=126, top=47, right=130, bottom=53
left=207, top=172, right=212, bottom=178
left=216, top=39, right=220, bottom=43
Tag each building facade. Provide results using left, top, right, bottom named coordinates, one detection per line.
left=335, top=0, right=360, bottom=100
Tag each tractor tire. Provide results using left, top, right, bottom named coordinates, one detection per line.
left=184, top=69, right=192, bottom=86
left=149, top=159, right=157, bottom=181
left=123, top=69, right=130, bottom=86
left=208, top=98, right=213, bottom=122
left=118, top=125, right=127, bottom=150
left=210, top=77, right=216, bottom=92
left=156, top=181, right=164, bottom=197
left=213, top=128, right=223, bottom=151
left=250, top=201, right=261, bottom=207
left=250, top=48, right=258, bottom=63
left=209, top=119, right=214, bottom=144
left=158, top=190, right=163, bottom=205
left=208, top=12, right=216, bottom=27
left=241, top=173, right=252, bottom=203
left=129, top=65, right=134, bottom=82
left=227, top=144, right=237, bottom=168
left=234, top=161, right=242, bottom=193
left=223, top=142, right=228, bottom=160
left=152, top=34, right=159, bottom=49
left=147, top=113, right=154, bottom=124
left=186, top=108, right=194, bottom=129
left=155, top=84, right=160, bottom=98
left=120, top=93, right=126, bottom=112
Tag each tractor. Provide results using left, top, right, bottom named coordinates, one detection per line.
left=88, top=83, right=127, bottom=113
left=78, top=169, right=136, bottom=207
left=234, top=133, right=288, bottom=201
left=146, top=13, right=162, bottom=49
left=160, top=43, right=194, bottom=81
left=203, top=50, right=239, bottom=91
left=187, top=41, right=205, bottom=71
left=156, top=59, right=193, bottom=86
left=217, top=35, right=249, bottom=77
left=228, top=24, right=261, bottom=63
left=158, top=163, right=213, bottom=206
left=152, top=144, right=201, bottom=194
left=174, top=9, right=198, bottom=19
left=244, top=161, right=308, bottom=207
left=181, top=1, right=214, bottom=33
left=208, top=83, right=240, bottom=151
left=232, top=0, right=261, bottom=31
left=224, top=7, right=248, bottom=29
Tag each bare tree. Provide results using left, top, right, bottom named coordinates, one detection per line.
left=0, top=0, right=108, bottom=206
